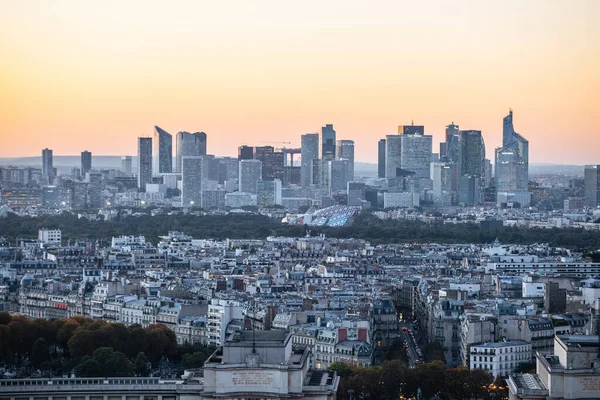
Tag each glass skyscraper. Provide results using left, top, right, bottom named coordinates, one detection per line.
left=495, top=110, right=530, bottom=205
left=301, top=133, right=319, bottom=186
left=153, top=126, right=173, bottom=174
left=137, top=137, right=152, bottom=190
left=176, top=131, right=207, bottom=172
left=321, top=124, right=336, bottom=161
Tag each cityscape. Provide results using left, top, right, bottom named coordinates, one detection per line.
left=1, top=2, right=600, bottom=400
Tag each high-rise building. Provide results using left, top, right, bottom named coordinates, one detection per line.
left=321, top=124, right=336, bottom=161
left=153, top=126, right=172, bottom=174
left=328, top=160, right=348, bottom=192
left=301, top=133, right=319, bottom=186
left=495, top=110, right=530, bottom=205
left=398, top=124, right=425, bottom=135
left=584, top=165, right=600, bottom=208
left=458, top=175, right=480, bottom=206
left=137, top=137, right=152, bottom=191
left=257, top=179, right=282, bottom=207
left=431, top=162, right=457, bottom=206
left=81, top=151, right=92, bottom=177
left=378, top=139, right=386, bottom=178
left=255, top=146, right=284, bottom=181
left=385, top=135, right=402, bottom=178
left=121, top=156, right=133, bottom=176
left=457, top=130, right=485, bottom=178
left=239, top=159, right=262, bottom=194
left=181, top=156, right=203, bottom=208
left=86, top=172, right=103, bottom=208
left=444, top=123, right=460, bottom=162
left=238, top=145, right=254, bottom=161
left=336, top=140, right=355, bottom=182
left=42, top=148, right=53, bottom=179
left=176, top=131, right=207, bottom=172
left=311, top=158, right=321, bottom=186
left=400, top=133, right=432, bottom=179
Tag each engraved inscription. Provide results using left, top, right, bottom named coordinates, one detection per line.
left=232, top=371, right=275, bottom=386
left=580, top=377, right=600, bottom=391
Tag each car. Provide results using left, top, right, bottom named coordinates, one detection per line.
left=402, top=327, right=408, bottom=331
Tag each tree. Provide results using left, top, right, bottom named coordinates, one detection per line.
left=444, top=366, right=472, bottom=400
left=379, top=360, right=408, bottom=399
left=135, top=352, right=150, bottom=376
left=31, top=338, right=51, bottom=369
left=469, top=368, right=493, bottom=399
left=328, top=362, right=353, bottom=379
left=181, top=351, right=210, bottom=370
left=423, top=341, right=445, bottom=363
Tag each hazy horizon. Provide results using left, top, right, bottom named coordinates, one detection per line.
left=1, top=1, right=598, bottom=164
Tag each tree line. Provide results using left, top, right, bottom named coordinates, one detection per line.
left=0, top=211, right=599, bottom=250
left=0, top=313, right=214, bottom=377
left=329, top=360, right=508, bottom=400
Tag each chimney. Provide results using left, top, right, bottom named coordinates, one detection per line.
left=338, top=328, right=348, bottom=342
left=358, top=328, right=367, bottom=342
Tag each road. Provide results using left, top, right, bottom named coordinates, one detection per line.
left=399, top=322, right=422, bottom=368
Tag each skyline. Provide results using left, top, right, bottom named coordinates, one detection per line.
left=1, top=1, right=599, bottom=163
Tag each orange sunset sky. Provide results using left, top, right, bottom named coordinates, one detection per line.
left=1, top=0, right=598, bottom=164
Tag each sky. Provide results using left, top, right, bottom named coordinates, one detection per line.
left=1, top=0, right=598, bottom=164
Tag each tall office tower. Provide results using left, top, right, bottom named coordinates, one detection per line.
left=176, top=131, right=207, bottom=172
left=181, top=156, right=203, bottom=207
left=238, top=145, right=254, bottom=161
left=336, top=140, right=355, bottom=181
left=70, top=181, right=89, bottom=209
left=321, top=124, right=336, bottom=161
left=378, top=139, right=386, bottom=178
left=257, top=179, right=282, bottom=207
left=42, top=148, right=53, bottom=180
left=458, top=175, right=480, bottom=206
left=484, top=159, right=493, bottom=188
left=443, top=123, right=460, bottom=162
left=328, top=160, right=348, bottom=192
left=137, top=137, right=153, bottom=191
left=385, top=135, right=402, bottom=178
left=398, top=124, right=425, bottom=135
left=431, top=162, right=458, bottom=206
left=153, top=126, right=172, bottom=174
left=239, top=159, right=262, bottom=194
left=81, top=151, right=92, bottom=177
left=457, top=130, right=485, bottom=178
left=584, top=165, right=600, bottom=208
left=301, top=133, right=319, bottom=186
left=121, top=156, right=133, bottom=176
left=495, top=110, right=530, bottom=205
left=400, top=133, right=432, bottom=179
left=255, top=146, right=284, bottom=181
left=347, top=182, right=366, bottom=206
left=311, top=158, right=321, bottom=186
left=86, top=172, right=103, bottom=208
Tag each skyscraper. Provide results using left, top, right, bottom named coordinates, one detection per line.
left=378, top=139, right=386, bottom=178
left=495, top=110, right=530, bottom=205
left=121, top=156, right=133, bottom=176
left=301, top=133, right=319, bottom=186
left=444, top=123, right=460, bottom=162
left=328, top=160, right=348, bottom=192
left=257, top=179, right=282, bottom=207
left=81, top=151, right=92, bottom=177
left=431, top=162, right=458, bottom=206
left=385, top=135, right=402, bottom=178
left=584, top=165, right=600, bottom=208
left=176, top=131, right=207, bottom=172
left=255, top=146, right=284, bottom=181
left=239, top=159, right=262, bottom=194
left=86, top=172, right=102, bottom=208
left=400, top=133, right=432, bottom=179
left=336, top=140, right=355, bottom=182
left=238, top=145, right=254, bottom=161
left=181, top=156, right=203, bottom=207
left=42, top=148, right=53, bottom=180
left=153, top=126, right=172, bottom=174
left=398, top=124, right=425, bottom=135
left=137, top=137, right=152, bottom=190
left=321, top=124, right=336, bottom=161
